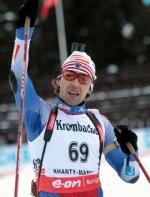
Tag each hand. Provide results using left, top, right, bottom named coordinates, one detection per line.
left=17, top=0, right=39, bottom=27
left=114, top=125, right=138, bottom=155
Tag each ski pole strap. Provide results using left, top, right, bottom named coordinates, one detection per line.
left=86, top=111, right=104, bottom=159
left=40, top=105, right=58, bottom=170
left=44, top=105, right=58, bottom=142
left=37, top=105, right=58, bottom=196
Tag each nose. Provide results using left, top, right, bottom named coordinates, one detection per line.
left=71, top=78, right=80, bottom=86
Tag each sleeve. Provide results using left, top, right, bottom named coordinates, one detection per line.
left=102, top=115, right=140, bottom=183
left=9, top=27, right=51, bottom=142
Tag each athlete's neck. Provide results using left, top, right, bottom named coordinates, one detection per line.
left=55, top=97, right=86, bottom=114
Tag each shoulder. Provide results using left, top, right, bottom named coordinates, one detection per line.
left=87, top=108, right=112, bottom=126
left=87, top=109, right=116, bottom=142
left=100, top=114, right=113, bottom=127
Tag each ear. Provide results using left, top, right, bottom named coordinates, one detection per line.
left=56, top=79, right=60, bottom=87
left=51, top=78, right=60, bottom=89
left=88, top=83, right=94, bottom=94
left=56, top=76, right=61, bottom=87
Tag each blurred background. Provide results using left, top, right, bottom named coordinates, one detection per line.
left=0, top=0, right=150, bottom=196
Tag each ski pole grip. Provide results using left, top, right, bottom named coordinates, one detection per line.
left=116, top=127, right=136, bottom=155
left=126, top=142, right=136, bottom=155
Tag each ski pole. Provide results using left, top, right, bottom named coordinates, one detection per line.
left=14, top=16, right=30, bottom=197
left=117, top=127, right=150, bottom=184
left=126, top=141, right=150, bottom=183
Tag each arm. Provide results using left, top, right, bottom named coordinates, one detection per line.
left=9, top=0, right=50, bottom=141
left=102, top=116, right=140, bottom=183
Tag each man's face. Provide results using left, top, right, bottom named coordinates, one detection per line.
left=57, top=71, right=93, bottom=106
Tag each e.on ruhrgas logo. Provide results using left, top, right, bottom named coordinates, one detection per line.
left=51, top=175, right=100, bottom=192
left=40, top=174, right=100, bottom=192
left=52, top=179, right=81, bottom=189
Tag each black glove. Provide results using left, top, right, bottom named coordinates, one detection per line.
left=17, top=0, right=39, bottom=27
left=114, top=125, right=138, bottom=155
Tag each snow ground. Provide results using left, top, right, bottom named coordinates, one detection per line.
left=0, top=155, right=149, bottom=197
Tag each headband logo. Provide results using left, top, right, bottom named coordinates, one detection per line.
left=75, top=62, right=82, bottom=68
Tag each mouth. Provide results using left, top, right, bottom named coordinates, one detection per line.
left=68, top=90, right=80, bottom=96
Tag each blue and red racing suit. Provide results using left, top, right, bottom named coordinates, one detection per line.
left=10, top=27, right=140, bottom=197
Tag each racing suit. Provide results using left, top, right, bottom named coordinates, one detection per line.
left=9, top=27, right=140, bottom=197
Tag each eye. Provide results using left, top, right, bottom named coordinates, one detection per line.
left=66, top=73, right=74, bottom=78
left=67, top=73, right=74, bottom=77
left=63, top=71, right=75, bottom=80
left=79, top=75, right=91, bottom=84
